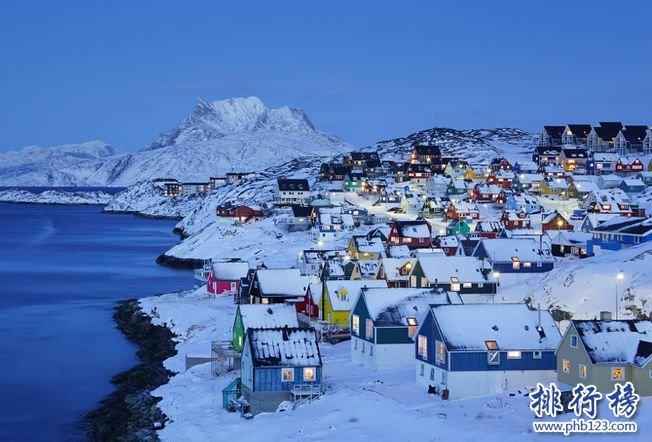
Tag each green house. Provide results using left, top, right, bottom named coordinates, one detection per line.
left=446, top=219, right=471, bottom=236
left=556, top=319, right=652, bottom=396
left=343, top=173, right=366, bottom=191
left=232, top=304, right=299, bottom=352
left=349, top=287, right=461, bottom=371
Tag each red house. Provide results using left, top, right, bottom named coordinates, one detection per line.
left=433, top=235, right=459, bottom=256
left=295, top=284, right=321, bottom=319
left=388, top=220, right=432, bottom=249
left=206, top=260, right=250, bottom=295
left=500, top=210, right=531, bottom=230
left=486, top=170, right=514, bottom=189
left=445, top=201, right=480, bottom=221
left=541, top=211, right=573, bottom=232
left=615, top=158, right=644, bottom=174
left=470, top=184, right=502, bottom=203
left=490, top=158, right=513, bottom=172
left=474, top=221, right=504, bottom=239
left=216, top=203, right=263, bottom=223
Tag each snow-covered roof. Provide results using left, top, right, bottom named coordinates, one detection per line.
left=480, top=238, right=552, bottom=262
left=515, top=174, right=544, bottom=184
left=417, top=255, right=493, bottom=283
left=450, top=201, right=479, bottom=212
left=437, top=236, right=459, bottom=248
left=548, top=231, right=592, bottom=246
left=396, top=221, right=431, bottom=238
left=353, top=236, right=384, bottom=253
left=247, top=327, right=322, bottom=367
left=256, top=269, right=309, bottom=296
left=357, top=260, right=380, bottom=277
left=593, top=153, right=620, bottom=162
left=431, top=303, right=561, bottom=351
left=387, top=245, right=411, bottom=258
left=362, top=288, right=462, bottom=327
left=238, top=304, right=299, bottom=331
left=574, top=320, right=652, bottom=367
left=324, top=280, right=388, bottom=311
left=380, top=258, right=417, bottom=282
left=211, top=261, right=250, bottom=280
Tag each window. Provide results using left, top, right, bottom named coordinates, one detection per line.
left=421, top=277, right=428, bottom=287
left=418, top=335, right=428, bottom=358
left=352, top=314, right=360, bottom=335
left=507, top=351, right=522, bottom=359
left=369, top=344, right=373, bottom=356
left=362, top=342, right=365, bottom=353
left=406, top=317, right=417, bottom=337
left=562, top=359, right=570, bottom=373
left=430, top=368, right=435, bottom=381
left=463, top=282, right=472, bottom=288
left=579, top=364, right=588, bottom=379
left=523, top=262, right=532, bottom=268
left=436, top=340, right=446, bottom=365
left=366, top=319, right=374, bottom=340
left=410, top=275, right=417, bottom=287
left=478, top=283, right=484, bottom=288
left=485, top=340, right=499, bottom=350
left=450, top=277, right=460, bottom=292
left=261, top=297, right=269, bottom=304
left=487, top=350, right=500, bottom=365
left=282, top=368, right=294, bottom=382
left=441, top=370, right=447, bottom=384
left=533, top=351, right=542, bottom=359
left=570, top=335, right=578, bottom=348
left=420, top=363, right=424, bottom=376
left=303, top=367, right=316, bottom=382
left=536, top=262, right=543, bottom=268
left=611, top=367, right=625, bottom=381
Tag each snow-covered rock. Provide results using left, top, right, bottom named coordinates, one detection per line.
left=0, top=189, right=113, bottom=205
left=0, top=97, right=352, bottom=187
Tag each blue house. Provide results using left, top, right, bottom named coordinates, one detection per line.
left=505, top=193, right=541, bottom=214
left=472, top=238, right=555, bottom=273
left=586, top=152, right=619, bottom=175
left=241, top=327, right=322, bottom=414
left=591, top=216, right=652, bottom=250
left=619, top=178, right=645, bottom=195
left=415, top=303, right=561, bottom=399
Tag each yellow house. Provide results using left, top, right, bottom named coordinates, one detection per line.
left=321, top=279, right=387, bottom=326
left=346, top=235, right=385, bottom=260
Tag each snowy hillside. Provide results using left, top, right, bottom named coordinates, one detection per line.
left=0, top=141, right=122, bottom=186
left=0, top=97, right=352, bottom=186
left=370, top=127, right=536, bottom=163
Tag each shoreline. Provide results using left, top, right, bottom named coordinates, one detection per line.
left=155, top=253, right=204, bottom=269
left=85, top=299, right=177, bottom=441
left=0, top=200, right=108, bottom=206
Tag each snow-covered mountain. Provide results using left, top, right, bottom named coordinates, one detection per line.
left=369, top=127, right=536, bottom=163
left=0, top=141, right=123, bottom=187
left=0, top=97, right=352, bottom=186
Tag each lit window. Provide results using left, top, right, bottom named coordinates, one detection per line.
left=436, top=340, right=446, bottom=365
left=579, top=364, right=588, bottom=379
left=570, top=335, right=578, bottom=348
left=352, top=314, right=360, bottom=335
left=261, top=297, right=269, bottom=304
left=366, top=319, right=374, bottom=340
left=450, top=277, right=460, bottom=292
left=418, top=335, right=428, bottom=358
left=485, top=340, right=499, bottom=350
left=611, top=367, right=625, bottom=381
left=407, top=317, right=417, bottom=337
left=523, top=262, right=532, bottom=268
left=282, top=368, right=294, bottom=382
left=507, top=351, right=522, bottom=359
left=562, top=359, right=570, bottom=373
left=303, top=367, right=316, bottom=382
left=533, top=351, right=542, bottom=359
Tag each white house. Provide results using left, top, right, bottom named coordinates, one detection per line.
left=276, top=178, right=311, bottom=205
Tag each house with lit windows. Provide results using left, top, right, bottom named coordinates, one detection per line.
left=241, top=327, right=323, bottom=414
left=556, top=318, right=652, bottom=396
left=415, top=303, right=561, bottom=399
left=231, top=304, right=299, bottom=352
left=350, top=288, right=461, bottom=371
left=472, top=238, right=554, bottom=273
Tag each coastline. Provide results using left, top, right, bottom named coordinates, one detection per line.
left=85, top=299, right=177, bottom=441
left=155, top=253, right=204, bottom=269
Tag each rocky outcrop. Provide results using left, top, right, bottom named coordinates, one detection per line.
left=155, top=253, right=204, bottom=269
left=85, top=300, right=177, bottom=441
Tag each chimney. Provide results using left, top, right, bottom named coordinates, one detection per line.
left=600, top=311, right=612, bottom=321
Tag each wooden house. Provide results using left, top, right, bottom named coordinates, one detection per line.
left=350, top=288, right=461, bottom=371
left=538, top=126, right=564, bottom=147
left=548, top=231, right=594, bottom=259
left=500, top=210, right=532, bottom=230
left=444, top=201, right=480, bottom=221
left=473, top=221, right=504, bottom=239
left=615, top=125, right=649, bottom=154
left=286, top=205, right=312, bottom=231
left=415, top=304, right=561, bottom=399
left=432, top=235, right=460, bottom=256
left=249, top=269, right=310, bottom=305
left=321, top=280, right=387, bottom=326
left=207, top=260, right=250, bottom=295
left=562, top=124, right=592, bottom=145
left=489, top=158, right=513, bottom=172
left=411, top=145, right=442, bottom=164
left=387, top=220, right=432, bottom=250
left=587, top=123, right=622, bottom=151
left=533, top=146, right=562, bottom=165
left=276, top=178, right=310, bottom=206
left=409, top=255, right=497, bottom=302
left=226, top=172, right=249, bottom=184
left=615, top=158, right=645, bottom=175
left=377, top=258, right=416, bottom=288
left=590, top=216, right=652, bottom=250
left=541, top=211, right=573, bottom=232
left=231, top=304, right=299, bottom=352
left=539, top=179, right=569, bottom=198
left=556, top=319, right=652, bottom=396
left=486, top=170, right=514, bottom=189
left=347, top=235, right=385, bottom=260
left=216, top=203, right=263, bottom=223
left=473, top=238, right=554, bottom=273
left=241, top=327, right=322, bottom=414
left=560, top=148, right=589, bottom=172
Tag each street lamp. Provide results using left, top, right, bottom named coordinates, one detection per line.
left=615, top=271, right=624, bottom=319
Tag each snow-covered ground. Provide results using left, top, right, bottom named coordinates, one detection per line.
left=0, top=188, right=113, bottom=205
left=141, top=289, right=651, bottom=441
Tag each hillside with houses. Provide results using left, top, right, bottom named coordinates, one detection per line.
left=130, top=119, right=652, bottom=439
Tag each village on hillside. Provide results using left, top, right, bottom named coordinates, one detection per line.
left=144, top=121, right=652, bottom=428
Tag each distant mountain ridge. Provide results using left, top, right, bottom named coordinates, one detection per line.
left=0, top=97, right=352, bottom=186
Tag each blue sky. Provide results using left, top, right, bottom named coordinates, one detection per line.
left=0, top=1, right=650, bottom=152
